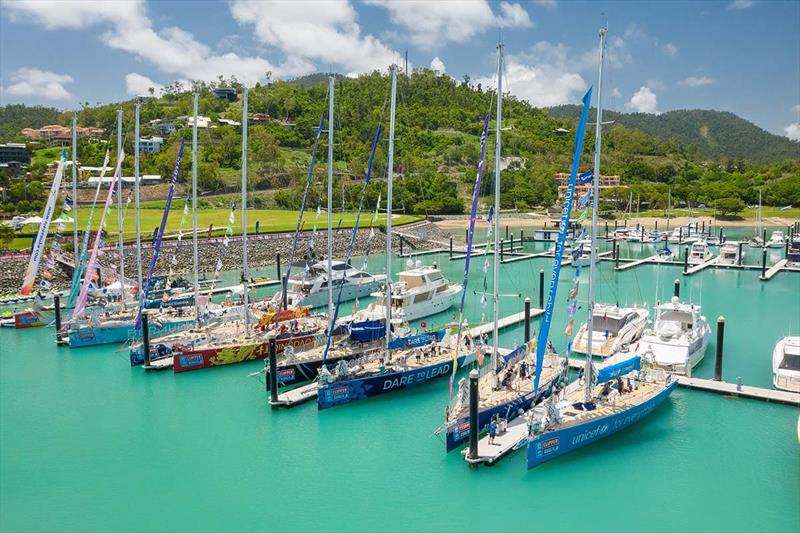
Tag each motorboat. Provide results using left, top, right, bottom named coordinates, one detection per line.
left=717, top=242, right=744, bottom=266
left=687, top=240, right=713, bottom=265
left=787, top=241, right=800, bottom=267
left=274, top=260, right=386, bottom=309
left=356, top=261, right=461, bottom=323
left=571, top=304, right=649, bottom=358
left=638, top=296, right=710, bottom=375
left=772, top=336, right=800, bottom=392
left=767, top=231, right=786, bottom=249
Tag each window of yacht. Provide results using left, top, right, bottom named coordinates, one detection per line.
left=592, top=315, right=622, bottom=335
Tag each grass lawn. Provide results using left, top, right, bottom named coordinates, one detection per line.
left=632, top=206, right=800, bottom=220
left=7, top=208, right=422, bottom=250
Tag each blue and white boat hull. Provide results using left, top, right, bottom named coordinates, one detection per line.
left=318, top=352, right=476, bottom=410
left=526, top=379, right=677, bottom=469
left=68, top=318, right=194, bottom=348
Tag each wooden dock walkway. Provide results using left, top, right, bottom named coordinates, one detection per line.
left=684, top=256, right=717, bottom=276
left=761, top=259, right=788, bottom=281
left=270, top=382, right=318, bottom=408
left=677, top=376, right=800, bottom=406
left=463, top=414, right=528, bottom=465
left=398, top=248, right=448, bottom=258
left=467, top=308, right=545, bottom=338
left=613, top=254, right=659, bottom=271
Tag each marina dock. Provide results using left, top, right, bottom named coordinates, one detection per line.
left=684, top=257, right=717, bottom=275
left=467, top=308, right=544, bottom=338
left=271, top=382, right=318, bottom=408
left=761, top=259, right=788, bottom=281
left=677, top=376, right=800, bottom=406
left=463, top=415, right=528, bottom=465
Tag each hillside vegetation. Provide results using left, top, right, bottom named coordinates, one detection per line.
left=1, top=70, right=798, bottom=218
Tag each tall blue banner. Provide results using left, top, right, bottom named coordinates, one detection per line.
left=321, top=124, right=383, bottom=363
left=135, top=138, right=185, bottom=329
left=449, top=112, right=490, bottom=393
left=533, top=87, right=593, bottom=395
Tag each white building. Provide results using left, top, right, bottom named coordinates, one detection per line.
left=139, top=136, right=165, bottom=153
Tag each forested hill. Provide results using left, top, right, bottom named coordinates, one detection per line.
left=547, top=106, right=799, bottom=163
left=1, top=70, right=798, bottom=217
left=0, top=104, right=62, bottom=140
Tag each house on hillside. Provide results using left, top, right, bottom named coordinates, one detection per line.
left=149, top=119, right=177, bottom=136
left=139, top=136, right=164, bottom=153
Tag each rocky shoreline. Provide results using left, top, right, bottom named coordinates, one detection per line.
left=0, top=221, right=449, bottom=294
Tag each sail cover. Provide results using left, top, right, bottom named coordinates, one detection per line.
left=21, top=151, right=66, bottom=295
left=596, top=355, right=641, bottom=384
left=533, top=87, right=593, bottom=396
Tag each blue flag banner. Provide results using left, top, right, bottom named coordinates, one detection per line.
left=533, top=87, right=593, bottom=396
left=597, top=355, right=641, bottom=384
left=449, top=112, right=491, bottom=393
left=578, top=168, right=594, bottom=185
left=135, top=138, right=186, bottom=329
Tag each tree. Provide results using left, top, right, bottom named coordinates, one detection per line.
left=716, top=196, right=746, bottom=217
left=0, top=224, right=14, bottom=248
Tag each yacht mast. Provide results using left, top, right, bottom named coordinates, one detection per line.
left=116, top=110, right=126, bottom=308
left=71, top=116, right=79, bottom=256
left=492, top=43, right=503, bottom=380
left=385, top=66, right=397, bottom=359
left=327, top=76, right=335, bottom=316
left=134, top=102, right=143, bottom=294
left=585, top=26, right=607, bottom=402
left=241, top=87, right=250, bottom=331
left=192, top=92, right=200, bottom=325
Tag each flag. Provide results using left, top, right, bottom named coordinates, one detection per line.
left=63, top=194, right=73, bottom=212
left=578, top=168, right=594, bottom=185
left=371, top=192, right=381, bottom=224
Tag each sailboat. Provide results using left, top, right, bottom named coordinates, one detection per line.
left=749, top=190, right=764, bottom=247
left=316, top=66, right=476, bottom=410
left=525, top=27, right=676, bottom=470
left=436, top=45, right=563, bottom=452
left=66, top=111, right=194, bottom=348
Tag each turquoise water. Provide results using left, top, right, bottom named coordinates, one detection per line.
left=2, top=241, right=799, bottom=532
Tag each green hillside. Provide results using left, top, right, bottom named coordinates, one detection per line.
left=1, top=70, right=798, bottom=218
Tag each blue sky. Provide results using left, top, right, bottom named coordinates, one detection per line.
left=1, top=0, right=798, bottom=140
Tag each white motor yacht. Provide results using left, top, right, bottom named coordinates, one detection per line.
left=687, top=240, right=714, bottom=265
left=274, top=260, right=386, bottom=309
left=772, top=336, right=800, bottom=392
left=357, top=261, right=461, bottom=323
left=767, top=230, right=786, bottom=248
left=571, top=304, right=649, bottom=358
left=638, top=296, right=710, bottom=375
left=717, top=242, right=744, bottom=266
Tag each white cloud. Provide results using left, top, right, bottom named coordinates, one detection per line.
left=611, top=87, right=622, bottom=98
left=785, top=123, right=800, bottom=141
left=473, top=42, right=586, bottom=107
left=430, top=57, right=446, bottom=73
left=625, top=86, right=659, bottom=114
left=678, top=76, right=716, bottom=87
left=533, top=0, right=557, bottom=7
left=366, top=1, right=531, bottom=50
left=125, top=73, right=164, bottom=96
left=728, top=0, right=754, bottom=9
left=792, top=104, right=800, bottom=114
left=3, top=68, right=73, bottom=100
left=663, top=42, right=678, bottom=57
left=4, top=0, right=304, bottom=85
left=231, top=0, right=401, bottom=76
